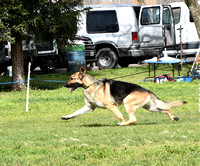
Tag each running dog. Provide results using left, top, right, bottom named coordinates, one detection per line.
left=61, top=67, right=186, bottom=126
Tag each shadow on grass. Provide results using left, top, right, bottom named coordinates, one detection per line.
left=81, top=122, right=158, bottom=127
left=81, top=123, right=116, bottom=127
left=134, top=122, right=158, bottom=126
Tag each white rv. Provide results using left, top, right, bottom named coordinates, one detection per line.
left=168, top=2, right=200, bottom=56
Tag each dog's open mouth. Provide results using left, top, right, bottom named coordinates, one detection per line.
left=64, top=83, right=83, bottom=93
left=69, top=87, right=77, bottom=93
left=64, top=83, right=82, bottom=93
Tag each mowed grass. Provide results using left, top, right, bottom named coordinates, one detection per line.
left=0, top=64, right=200, bottom=165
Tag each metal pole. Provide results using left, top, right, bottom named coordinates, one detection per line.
left=177, top=25, right=184, bottom=72
left=26, top=62, right=31, bottom=112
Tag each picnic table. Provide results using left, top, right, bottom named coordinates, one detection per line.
left=142, top=56, right=188, bottom=80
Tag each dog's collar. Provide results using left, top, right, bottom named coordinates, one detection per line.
left=83, top=82, right=96, bottom=89
left=82, top=76, right=98, bottom=89
left=83, top=79, right=102, bottom=89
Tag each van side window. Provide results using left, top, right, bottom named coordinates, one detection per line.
left=141, top=7, right=160, bottom=25
left=172, top=7, right=181, bottom=24
left=163, top=7, right=171, bottom=24
left=86, top=11, right=119, bottom=33
left=190, top=12, right=194, bottom=22
left=133, top=6, right=141, bottom=24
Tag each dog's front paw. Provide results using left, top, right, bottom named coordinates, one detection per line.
left=117, top=122, right=123, bottom=126
left=117, top=122, right=127, bottom=126
left=61, top=115, right=72, bottom=120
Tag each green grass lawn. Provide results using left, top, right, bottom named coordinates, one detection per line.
left=0, top=64, right=200, bottom=165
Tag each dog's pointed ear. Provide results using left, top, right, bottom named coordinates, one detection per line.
left=79, top=66, right=86, bottom=79
left=80, top=66, right=86, bottom=74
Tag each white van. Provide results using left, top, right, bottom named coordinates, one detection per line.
left=78, top=4, right=143, bottom=69
left=78, top=3, right=199, bottom=69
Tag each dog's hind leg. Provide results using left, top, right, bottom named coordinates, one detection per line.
left=144, top=99, right=179, bottom=121
left=164, top=109, right=179, bottom=121
left=118, top=91, right=150, bottom=126
left=118, top=104, right=137, bottom=126
left=61, top=105, right=95, bottom=120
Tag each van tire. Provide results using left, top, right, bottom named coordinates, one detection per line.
left=96, top=48, right=118, bottom=69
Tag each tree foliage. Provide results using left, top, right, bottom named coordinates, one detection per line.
left=0, top=0, right=83, bottom=44
left=0, top=0, right=83, bottom=91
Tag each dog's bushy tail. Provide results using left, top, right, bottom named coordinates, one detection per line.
left=164, top=101, right=187, bottom=108
left=149, top=93, right=186, bottom=110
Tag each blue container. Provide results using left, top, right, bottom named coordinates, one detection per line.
left=66, top=45, right=85, bottom=72
left=183, top=77, right=192, bottom=82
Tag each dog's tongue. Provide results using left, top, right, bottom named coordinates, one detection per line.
left=69, top=87, right=75, bottom=93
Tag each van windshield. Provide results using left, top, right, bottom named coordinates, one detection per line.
left=86, top=10, right=119, bottom=33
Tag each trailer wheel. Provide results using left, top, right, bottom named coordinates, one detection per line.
left=96, top=48, right=118, bottom=69
left=39, top=55, right=60, bottom=73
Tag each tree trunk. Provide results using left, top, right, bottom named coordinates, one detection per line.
left=185, top=0, right=200, bottom=38
left=11, top=32, right=26, bottom=91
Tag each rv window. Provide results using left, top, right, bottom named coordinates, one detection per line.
left=172, top=7, right=181, bottom=24
left=141, top=7, right=160, bottom=25
left=163, top=7, right=171, bottom=24
left=86, top=10, right=119, bottom=33
left=190, top=12, right=194, bottom=22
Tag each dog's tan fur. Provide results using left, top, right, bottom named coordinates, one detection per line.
left=61, top=67, right=186, bottom=126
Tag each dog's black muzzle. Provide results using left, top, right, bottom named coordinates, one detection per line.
left=64, top=83, right=81, bottom=88
left=64, top=83, right=69, bottom=87
left=64, top=82, right=84, bottom=93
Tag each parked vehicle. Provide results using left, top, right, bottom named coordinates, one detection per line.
left=23, top=40, right=63, bottom=73
left=3, top=40, right=64, bottom=73
left=168, top=2, right=200, bottom=56
left=0, top=37, right=95, bottom=74
left=0, top=43, right=11, bottom=75
left=77, top=3, right=199, bottom=69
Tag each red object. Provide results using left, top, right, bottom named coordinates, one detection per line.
left=132, top=32, right=138, bottom=41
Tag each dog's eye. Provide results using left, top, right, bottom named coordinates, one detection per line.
left=71, top=77, right=74, bottom=80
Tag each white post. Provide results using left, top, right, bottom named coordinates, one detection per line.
left=26, top=62, right=31, bottom=112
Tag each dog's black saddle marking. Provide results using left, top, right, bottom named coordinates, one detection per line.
left=101, top=79, right=150, bottom=104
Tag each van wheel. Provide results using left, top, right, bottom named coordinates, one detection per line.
left=96, top=48, right=118, bottom=69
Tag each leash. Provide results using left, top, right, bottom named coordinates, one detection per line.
left=110, top=66, right=170, bottom=80
left=110, top=70, right=149, bottom=80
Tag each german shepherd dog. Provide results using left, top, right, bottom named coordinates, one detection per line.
left=61, top=67, right=186, bottom=126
